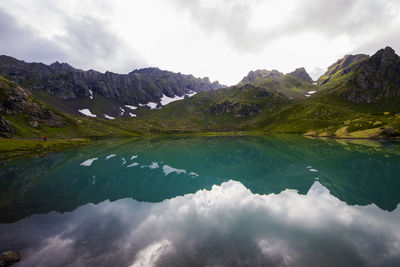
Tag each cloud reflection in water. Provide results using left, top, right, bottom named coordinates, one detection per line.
left=1, top=180, right=399, bottom=266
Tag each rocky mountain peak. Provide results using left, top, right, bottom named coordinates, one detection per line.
left=240, top=69, right=284, bottom=84
left=288, top=67, right=313, bottom=83
left=341, top=47, right=400, bottom=103
left=368, top=46, right=399, bottom=69
left=317, top=54, right=369, bottom=85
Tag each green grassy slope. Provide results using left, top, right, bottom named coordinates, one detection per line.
left=144, top=84, right=294, bottom=132
left=254, top=93, right=400, bottom=137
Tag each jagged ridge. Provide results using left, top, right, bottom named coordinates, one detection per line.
left=0, top=55, right=225, bottom=109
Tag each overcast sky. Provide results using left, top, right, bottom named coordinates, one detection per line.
left=1, top=0, right=400, bottom=85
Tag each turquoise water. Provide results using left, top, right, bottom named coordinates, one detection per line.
left=1, top=135, right=400, bottom=266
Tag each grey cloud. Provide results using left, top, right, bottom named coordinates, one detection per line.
left=171, top=0, right=269, bottom=52
left=0, top=7, right=147, bottom=73
left=171, top=0, right=400, bottom=54
left=0, top=8, right=68, bottom=63
left=282, top=0, right=399, bottom=39
left=52, top=14, right=148, bottom=73
left=351, top=29, right=400, bottom=56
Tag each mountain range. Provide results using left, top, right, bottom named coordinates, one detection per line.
left=1, top=46, right=400, bottom=139
left=0, top=55, right=225, bottom=118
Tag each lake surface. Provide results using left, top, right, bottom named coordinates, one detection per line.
left=1, top=135, right=400, bottom=266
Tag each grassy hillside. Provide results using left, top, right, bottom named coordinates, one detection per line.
left=238, top=69, right=316, bottom=99
left=254, top=93, right=400, bottom=137
left=144, top=84, right=293, bottom=132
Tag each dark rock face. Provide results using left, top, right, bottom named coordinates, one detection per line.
left=0, top=56, right=225, bottom=105
left=342, top=47, right=400, bottom=103
left=0, top=77, right=64, bottom=128
left=288, top=67, right=313, bottom=83
left=0, top=116, right=16, bottom=137
left=318, top=54, right=369, bottom=85
left=0, top=251, right=21, bottom=266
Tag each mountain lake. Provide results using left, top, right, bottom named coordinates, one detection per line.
left=1, top=135, right=400, bottom=266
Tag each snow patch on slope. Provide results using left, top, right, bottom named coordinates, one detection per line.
left=78, top=109, right=96, bottom=117
left=125, top=105, right=137, bottom=110
left=146, top=102, right=158, bottom=109
left=160, top=94, right=185, bottom=105
left=104, top=114, right=115, bottom=120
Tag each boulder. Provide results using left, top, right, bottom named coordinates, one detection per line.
left=0, top=251, right=21, bottom=266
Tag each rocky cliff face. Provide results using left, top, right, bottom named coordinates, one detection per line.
left=0, top=76, right=64, bottom=136
left=0, top=56, right=225, bottom=106
left=338, top=47, right=400, bottom=103
left=317, top=54, right=369, bottom=85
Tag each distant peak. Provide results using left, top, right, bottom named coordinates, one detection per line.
left=373, top=46, right=396, bottom=58
left=288, top=67, right=313, bottom=83
left=384, top=46, right=395, bottom=53
left=50, top=61, right=73, bottom=70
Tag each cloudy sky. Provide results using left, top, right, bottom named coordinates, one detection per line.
left=1, top=0, right=400, bottom=85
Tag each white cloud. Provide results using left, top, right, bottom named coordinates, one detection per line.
left=130, top=240, right=174, bottom=267
left=1, top=0, right=399, bottom=85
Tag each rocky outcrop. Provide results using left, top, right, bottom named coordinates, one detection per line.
left=318, top=54, right=369, bottom=85
left=0, top=251, right=21, bottom=266
left=0, top=76, right=64, bottom=130
left=0, top=116, right=16, bottom=137
left=0, top=56, right=225, bottom=105
left=341, top=47, right=400, bottom=103
left=288, top=67, right=313, bottom=83
left=379, top=127, right=400, bottom=137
